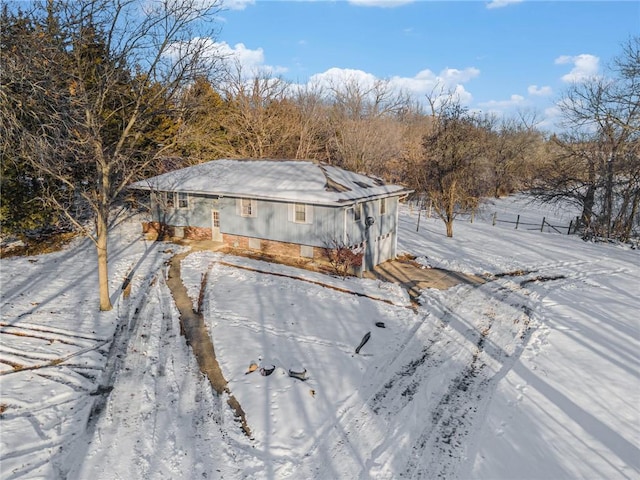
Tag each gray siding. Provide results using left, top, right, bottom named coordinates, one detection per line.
left=344, top=197, right=398, bottom=243
left=219, top=197, right=344, bottom=248
left=148, top=190, right=401, bottom=268
left=342, top=197, right=399, bottom=269
left=150, top=192, right=218, bottom=227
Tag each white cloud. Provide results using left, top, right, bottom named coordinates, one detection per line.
left=555, top=54, right=599, bottom=83
left=386, top=67, right=478, bottom=104
left=478, top=94, right=525, bottom=109
left=527, top=84, right=553, bottom=96
left=222, top=0, right=254, bottom=10
left=308, top=68, right=380, bottom=90
left=441, top=67, right=481, bottom=84
left=539, top=104, right=563, bottom=129
left=204, top=41, right=286, bottom=76
left=486, top=0, right=523, bottom=9
left=348, top=0, right=414, bottom=7
left=306, top=66, right=479, bottom=107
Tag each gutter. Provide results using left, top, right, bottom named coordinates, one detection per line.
left=129, top=182, right=413, bottom=208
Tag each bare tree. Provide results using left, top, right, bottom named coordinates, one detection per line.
left=532, top=36, right=639, bottom=240
left=325, top=77, right=410, bottom=175
left=218, top=65, right=296, bottom=159
left=2, top=0, right=224, bottom=310
left=486, top=114, right=543, bottom=198
left=413, top=96, right=490, bottom=237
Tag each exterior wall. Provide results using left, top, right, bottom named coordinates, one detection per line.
left=344, top=197, right=399, bottom=269
left=146, top=190, right=401, bottom=270
left=142, top=222, right=212, bottom=240
left=219, top=197, right=344, bottom=248
left=223, top=233, right=325, bottom=260
left=150, top=192, right=217, bottom=228
left=184, top=226, right=213, bottom=240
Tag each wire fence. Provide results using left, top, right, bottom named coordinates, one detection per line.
left=489, top=213, right=577, bottom=235
left=407, top=201, right=579, bottom=236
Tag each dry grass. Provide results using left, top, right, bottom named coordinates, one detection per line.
left=0, top=231, right=79, bottom=259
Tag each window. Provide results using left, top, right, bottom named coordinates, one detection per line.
left=353, top=204, right=362, bottom=222
left=164, top=192, right=174, bottom=208
left=288, top=203, right=313, bottom=224
left=295, top=203, right=306, bottom=223
left=177, top=192, right=189, bottom=209
left=380, top=198, right=387, bottom=215
left=241, top=198, right=253, bottom=216
left=237, top=198, right=257, bottom=217
left=212, top=211, right=220, bottom=228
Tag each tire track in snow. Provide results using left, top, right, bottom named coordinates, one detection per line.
left=401, top=279, right=538, bottom=479
left=296, top=277, right=538, bottom=480
left=293, top=286, right=471, bottom=479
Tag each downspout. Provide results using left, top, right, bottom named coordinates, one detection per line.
left=394, top=193, right=409, bottom=258
left=393, top=196, right=400, bottom=258
left=343, top=205, right=348, bottom=245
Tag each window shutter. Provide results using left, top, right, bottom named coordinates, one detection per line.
left=251, top=199, right=257, bottom=217
left=236, top=198, right=241, bottom=216
left=288, top=203, right=294, bottom=222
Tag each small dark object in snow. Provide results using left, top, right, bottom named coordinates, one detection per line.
left=260, top=365, right=275, bottom=376
left=288, top=368, right=308, bottom=381
left=375, top=322, right=386, bottom=328
left=355, top=331, right=371, bottom=354
left=90, top=385, right=113, bottom=396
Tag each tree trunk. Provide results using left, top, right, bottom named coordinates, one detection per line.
left=445, top=220, right=454, bottom=238
left=96, top=210, right=112, bottom=311
left=622, top=188, right=640, bottom=242
left=581, top=183, right=596, bottom=230
left=603, top=155, right=614, bottom=238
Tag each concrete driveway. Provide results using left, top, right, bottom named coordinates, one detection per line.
left=364, top=258, right=485, bottom=302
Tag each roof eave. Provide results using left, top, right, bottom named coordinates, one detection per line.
left=129, top=183, right=413, bottom=206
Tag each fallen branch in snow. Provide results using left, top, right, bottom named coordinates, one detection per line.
left=355, top=331, right=371, bottom=354
left=288, top=368, right=308, bottom=381
left=0, top=339, right=111, bottom=376
left=218, top=260, right=412, bottom=309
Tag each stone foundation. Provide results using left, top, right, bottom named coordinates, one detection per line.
left=142, top=222, right=212, bottom=240
left=142, top=222, right=174, bottom=239
left=184, top=226, right=213, bottom=240
left=222, top=234, right=325, bottom=261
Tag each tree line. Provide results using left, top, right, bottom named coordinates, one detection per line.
left=1, top=0, right=638, bottom=310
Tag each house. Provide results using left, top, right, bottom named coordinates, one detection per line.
left=129, top=159, right=412, bottom=272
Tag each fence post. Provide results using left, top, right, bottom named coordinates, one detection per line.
left=541, top=217, right=545, bottom=232
left=492, top=212, right=497, bottom=226
left=416, top=206, right=421, bottom=232
left=568, top=220, right=573, bottom=235
left=428, top=200, right=433, bottom=218
left=515, top=214, right=520, bottom=230
left=470, top=210, right=475, bottom=223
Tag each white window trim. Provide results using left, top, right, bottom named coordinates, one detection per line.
left=237, top=198, right=257, bottom=218
left=163, top=191, right=174, bottom=209
left=353, top=204, right=362, bottom=222
left=176, top=192, right=189, bottom=209
left=288, top=203, right=313, bottom=225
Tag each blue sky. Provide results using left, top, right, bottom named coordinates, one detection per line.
left=212, top=0, right=639, bottom=129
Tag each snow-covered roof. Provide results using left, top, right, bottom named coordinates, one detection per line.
left=129, top=159, right=411, bottom=205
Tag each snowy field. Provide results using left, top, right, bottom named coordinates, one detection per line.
left=1, top=194, right=638, bottom=479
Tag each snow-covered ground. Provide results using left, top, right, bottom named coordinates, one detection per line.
left=1, top=195, right=638, bottom=479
